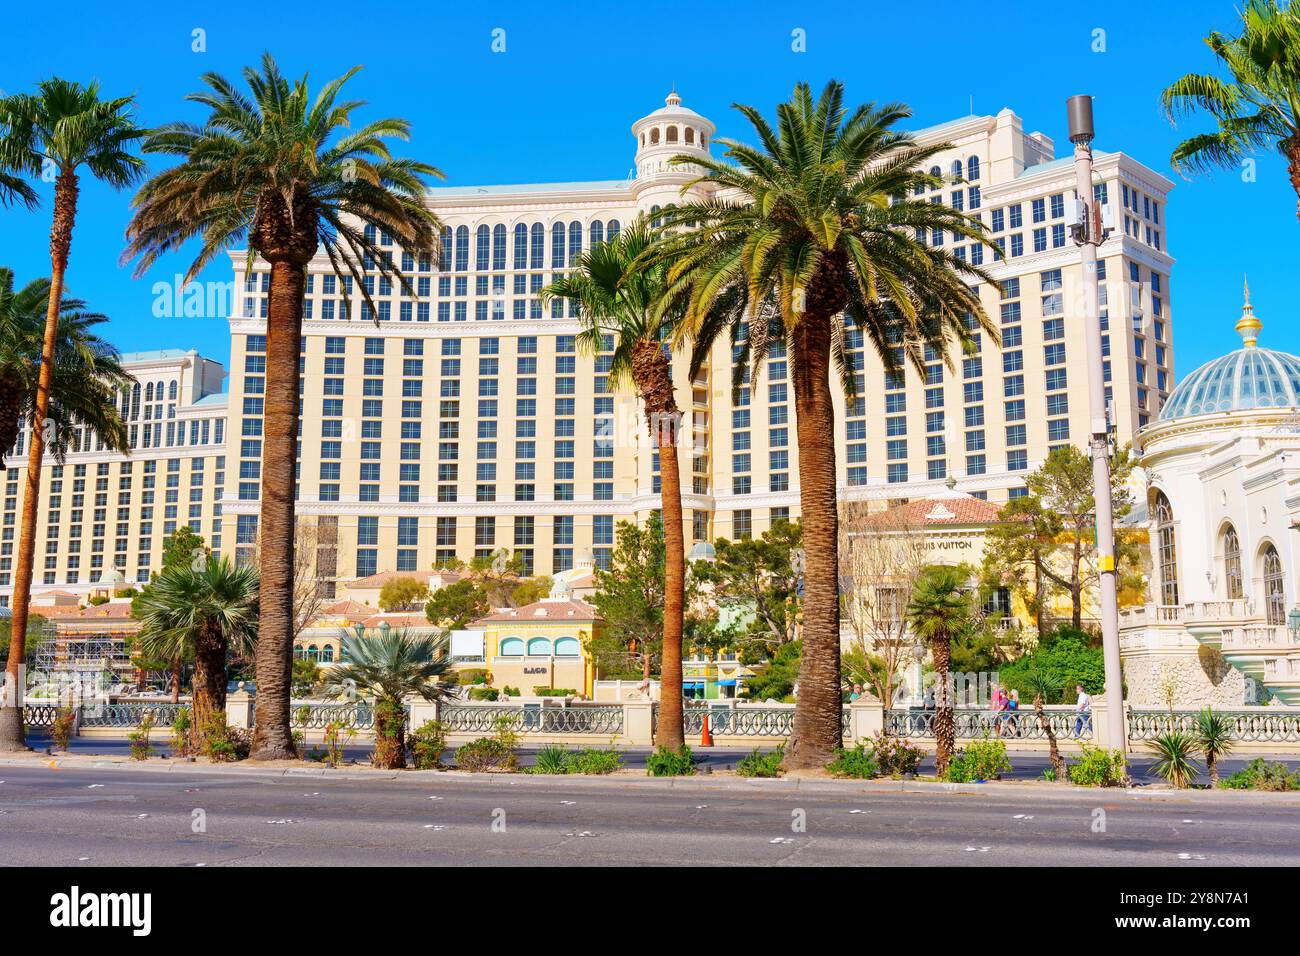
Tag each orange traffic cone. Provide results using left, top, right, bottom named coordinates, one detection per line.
left=699, top=711, right=714, bottom=747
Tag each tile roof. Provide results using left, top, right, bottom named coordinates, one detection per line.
left=346, top=569, right=461, bottom=589
left=861, top=494, right=1006, bottom=527
left=474, top=598, right=601, bottom=625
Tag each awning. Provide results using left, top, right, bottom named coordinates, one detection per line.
left=682, top=681, right=705, bottom=689
left=717, top=679, right=737, bottom=687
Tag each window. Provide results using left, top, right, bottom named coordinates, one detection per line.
left=1223, top=526, right=1243, bottom=600
left=1155, top=492, right=1179, bottom=606
left=1263, top=545, right=1286, bottom=625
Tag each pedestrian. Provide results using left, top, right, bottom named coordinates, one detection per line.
left=990, top=683, right=1007, bottom=737
left=1007, top=688, right=1020, bottom=737
left=1073, top=683, right=1092, bottom=738
left=849, top=683, right=863, bottom=702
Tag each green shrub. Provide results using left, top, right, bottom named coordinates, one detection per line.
left=457, top=669, right=489, bottom=686
left=468, top=686, right=500, bottom=701
left=998, top=635, right=1105, bottom=704
left=647, top=744, right=696, bottom=777
left=1220, top=757, right=1300, bottom=791
left=1148, top=731, right=1202, bottom=789
left=532, top=686, right=576, bottom=697
left=128, top=715, right=155, bottom=761
left=531, top=744, right=571, bottom=774
left=744, top=640, right=800, bottom=701
left=200, top=714, right=252, bottom=762
left=736, top=746, right=785, bottom=778
left=568, top=746, right=623, bottom=775
left=502, top=685, right=521, bottom=697
left=408, top=720, right=448, bottom=769
left=868, top=733, right=923, bottom=777
left=1068, top=742, right=1128, bottom=787
left=51, top=706, right=76, bottom=751
left=827, top=743, right=879, bottom=779
left=964, top=738, right=1013, bottom=780
left=943, top=751, right=978, bottom=783
left=455, top=717, right=519, bottom=772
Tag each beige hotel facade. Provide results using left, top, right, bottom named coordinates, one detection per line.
left=2, top=92, right=1175, bottom=606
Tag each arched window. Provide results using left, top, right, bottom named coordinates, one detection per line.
left=1263, top=545, right=1286, bottom=625
left=475, top=224, right=490, bottom=271
left=145, top=382, right=154, bottom=402
left=551, top=222, right=565, bottom=268
left=685, top=127, right=695, bottom=145
left=666, top=126, right=678, bottom=143
left=307, top=644, right=319, bottom=662
left=513, top=223, right=528, bottom=270
left=499, top=637, right=524, bottom=657
left=606, top=219, right=620, bottom=240
left=950, top=160, right=963, bottom=179
left=554, top=637, right=580, bottom=657
left=168, top=381, right=178, bottom=401
left=650, top=128, right=660, bottom=145
left=651, top=204, right=662, bottom=229
left=321, top=645, right=334, bottom=663
left=526, top=637, right=552, bottom=656
left=966, top=156, right=980, bottom=181
left=492, top=223, right=507, bottom=271
left=568, top=221, right=583, bottom=266
left=439, top=226, right=452, bottom=270
left=530, top=223, right=545, bottom=269
left=1223, top=526, right=1243, bottom=600
left=1155, top=492, right=1179, bottom=606
left=454, top=225, right=469, bottom=271
left=589, top=220, right=603, bottom=249
left=928, top=165, right=941, bottom=185
left=640, top=132, right=645, bottom=147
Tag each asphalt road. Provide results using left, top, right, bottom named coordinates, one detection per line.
left=2, top=760, right=1298, bottom=866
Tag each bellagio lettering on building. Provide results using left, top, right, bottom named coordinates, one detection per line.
left=0, top=92, right=1175, bottom=610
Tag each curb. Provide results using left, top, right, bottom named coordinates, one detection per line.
left=3, top=754, right=1300, bottom=804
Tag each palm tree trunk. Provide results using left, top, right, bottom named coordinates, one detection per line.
left=170, top=658, right=181, bottom=703
left=1036, top=693, right=1066, bottom=782
left=655, top=430, right=686, bottom=749
left=0, top=167, right=78, bottom=753
left=1289, top=140, right=1300, bottom=223
left=250, top=259, right=306, bottom=760
left=932, top=634, right=955, bottom=776
left=191, top=624, right=227, bottom=749
left=786, top=311, right=842, bottom=770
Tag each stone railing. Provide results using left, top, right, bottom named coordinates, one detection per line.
left=439, top=703, right=624, bottom=736
left=885, top=705, right=1086, bottom=741
left=1126, top=708, right=1300, bottom=743
left=1222, top=624, right=1296, bottom=650
left=291, top=701, right=376, bottom=731
left=1118, top=604, right=1185, bottom=628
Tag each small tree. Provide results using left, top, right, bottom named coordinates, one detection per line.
left=907, top=566, right=973, bottom=776
left=1194, top=707, right=1236, bottom=786
left=692, top=520, right=803, bottom=660
left=424, top=580, right=490, bottom=630
left=321, top=628, right=453, bottom=770
left=591, top=515, right=667, bottom=682
left=379, top=576, right=431, bottom=612
left=1024, top=666, right=1067, bottom=783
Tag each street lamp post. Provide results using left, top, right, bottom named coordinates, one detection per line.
left=1067, top=94, right=1127, bottom=753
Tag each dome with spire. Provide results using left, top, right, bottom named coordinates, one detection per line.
left=1158, top=280, right=1300, bottom=421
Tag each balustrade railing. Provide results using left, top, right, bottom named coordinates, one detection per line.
left=885, top=707, right=1088, bottom=741
left=291, top=701, right=376, bottom=731
left=1127, top=709, right=1300, bottom=743
left=440, top=704, right=624, bottom=735
left=78, top=701, right=189, bottom=729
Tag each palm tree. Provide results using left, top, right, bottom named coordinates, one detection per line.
left=1193, top=707, right=1236, bottom=785
left=907, top=565, right=972, bottom=776
left=135, top=557, right=259, bottom=749
left=1023, top=666, right=1067, bottom=783
left=652, top=81, right=994, bottom=768
left=124, top=53, right=443, bottom=760
left=541, top=222, right=687, bottom=748
left=0, top=269, right=132, bottom=469
left=0, top=80, right=143, bottom=752
left=1163, top=0, right=1300, bottom=219
left=320, top=627, right=453, bottom=770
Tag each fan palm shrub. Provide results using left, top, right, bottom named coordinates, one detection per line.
left=1163, top=0, right=1300, bottom=219
left=320, top=627, right=453, bottom=769
left=542, top=222, right=688, bottom=748
left=135, top=557, right=259, bottom=750
left=1148, top=731, right=1203, bottom=789
left=907, top=565, right=973, bottom=776
left=651, top=80, right=994, bottom=767
left=1193, top=707, right=1236, bottom=785
left=1023, top=665, right=1067, bottom=783
left=0, top=79, right=143, bottom=751
left=125, top=54, right=443, bottom=759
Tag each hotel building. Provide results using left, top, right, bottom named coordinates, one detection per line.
left=3, top=93, right=1176, bottom=606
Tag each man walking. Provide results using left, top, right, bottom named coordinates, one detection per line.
left=1073, top=683, right=1093, bottom=738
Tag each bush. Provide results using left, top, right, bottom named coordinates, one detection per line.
left=457, top=669, right=489, bottom=686
left=200, top=714, right=252, bottom=763
left=956, top=738, right=1013, bottom=785
left=533, top=686, right=576, bottom=697
left=998, top=635, right=1105, bottom=704
left=532, top=743, right=570, bottom=774
left=468, top=687, right=500, bottom=701
left=869, top=733, right=923, bottom=777
left=827, top=743, right=879, bottom=779
left=647, top=744, right=696, bottom=777
left=1147, top=731, right=1202, bottom=789
left=1220, top=757, right=1300, bottom=792
left=736, top=746, right=785, bottom=778
left=455, top=717, right=519, bottom=772
left=744, top=640, right=801, bottom=701
left=170, top=707, right=193, bottom=757
left=1068, top=742, right=1128, bottom=787
left=408, top=720, right=448, bottom=770
left=51, top=706, right=76, bottom=751
left=502, top=685, right=521, bottom=697
left=128, top=715, right=155, bottom=761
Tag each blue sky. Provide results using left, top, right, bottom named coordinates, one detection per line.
left=1, top=0, right=1294, bottom=383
